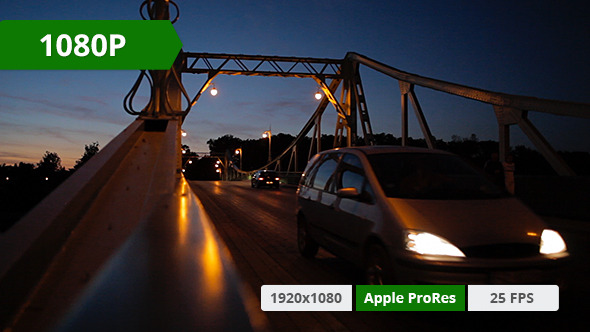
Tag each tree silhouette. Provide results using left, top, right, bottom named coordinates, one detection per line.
left=37, top=151, right=64, bottom=175
left=73, top=142, right=100, bottom=170
left=207, top=134, right=242, bottom=154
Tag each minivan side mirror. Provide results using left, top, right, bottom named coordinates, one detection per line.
left=337, top=187, right=360, bottom=199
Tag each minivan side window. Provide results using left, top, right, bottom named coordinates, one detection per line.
left=341, top=153, right=363, bottom=169
left=301, top=155, right=322, bottom=187
left=337, top=153, right=374, bottom=203
left=311, top=154, right=340, bottom=191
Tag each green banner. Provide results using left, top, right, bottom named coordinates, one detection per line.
left=356, top=285, right=465, bottom=311
left=0, top=20, right=182, bottom=70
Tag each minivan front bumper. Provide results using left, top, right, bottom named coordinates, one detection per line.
left=393, top=251, right=570, bottom=286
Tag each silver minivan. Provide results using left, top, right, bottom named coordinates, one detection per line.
left=296, top=146, right=569, bottom=285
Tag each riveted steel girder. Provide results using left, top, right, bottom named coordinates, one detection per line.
left=183, top=52, right=343, bottom=79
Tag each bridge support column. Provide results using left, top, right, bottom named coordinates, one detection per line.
left=493, top=106, right=575, bottom=176
left=399, top=82, right=435, bottom=149
left=399, top=82, right=410, bottom=146
left=143, top=0, right=183, bottom=118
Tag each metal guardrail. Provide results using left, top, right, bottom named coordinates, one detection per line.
left=54, top=177, right=265, bottom=331
left=0, top=118, right=265, bottom=331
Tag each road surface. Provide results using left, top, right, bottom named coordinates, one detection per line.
left=189, top=180, right=589, bottom=331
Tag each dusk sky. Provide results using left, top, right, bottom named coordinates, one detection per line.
left=1, top=0, right=588, bottom=168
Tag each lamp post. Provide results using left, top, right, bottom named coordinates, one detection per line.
left=262, top=130, right=271, bottom=164
left=182, top=157, right=193, bottom=171
left=214, top=158, right=229, bottom=180
left=214, top=159, right=222, bottom=180
left=235, top=148, right=243, bottom=170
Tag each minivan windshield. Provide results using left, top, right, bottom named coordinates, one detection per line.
left=368, top=153, right=506, bottom=199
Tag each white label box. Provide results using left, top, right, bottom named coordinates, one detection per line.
left=261, top=285, right=353, bottom=311
left=467, top=285, right=559, bottom=311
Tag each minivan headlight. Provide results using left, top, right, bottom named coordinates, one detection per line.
left=540, top=229, right=567, bottom=254
left=405, top=231, right=465, bottom=257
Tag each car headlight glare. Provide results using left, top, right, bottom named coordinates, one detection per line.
left=405, top=231, right=465, bottom=257
left=540, top=229, right=567, bottom=254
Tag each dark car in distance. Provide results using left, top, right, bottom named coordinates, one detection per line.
left=251, top=170, right=280, bottom=189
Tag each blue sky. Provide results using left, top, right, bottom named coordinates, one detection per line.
left=1, top=0, right=588, bottom=168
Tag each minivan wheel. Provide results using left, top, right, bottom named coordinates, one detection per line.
left=364, top=244, right=394, bottom=285
left=297, top=216, right=318, bottom=258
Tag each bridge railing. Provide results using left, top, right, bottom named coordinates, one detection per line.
left=0, top=118, right=265, bottom=331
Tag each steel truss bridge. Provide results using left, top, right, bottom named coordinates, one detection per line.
left=127, top=50, right=589, bottom=176
left=1, top=1, right=589, bottom=331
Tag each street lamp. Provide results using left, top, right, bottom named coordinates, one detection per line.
left=235, top=148, right=243, bottom=170
left=215, top=158, right=225, bottom=176
left=210, top=85, right=218, bottom=96
left=262, top=130, right=271, bottom=164
left=214, top=159, right=223, bottom=179
left=314, top=89, right=322, bottom=100
left=183, top=158, right=193, bottom=167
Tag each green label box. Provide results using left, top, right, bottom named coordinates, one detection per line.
left=0, top=20, right=182, bottom=70
left=356, top=285, right=465, bottom=311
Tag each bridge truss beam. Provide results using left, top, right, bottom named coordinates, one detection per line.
left=179, top=52, right=374, bottom=171
left=133, top=47, right=589, bottom=177
left=181, top=51, right=590, bottom=176
left=183, top=52, right=343, bottom=79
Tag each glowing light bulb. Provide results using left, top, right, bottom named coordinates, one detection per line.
left=315, top=91, right=322, bottom=100
left=210, top=87, right=218, bottom=96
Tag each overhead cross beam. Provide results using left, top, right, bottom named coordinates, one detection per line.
left=182, top=52, right=343, bottom=79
